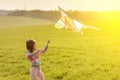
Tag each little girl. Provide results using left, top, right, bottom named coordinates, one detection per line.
left=26, top=39, right=50, bottom=80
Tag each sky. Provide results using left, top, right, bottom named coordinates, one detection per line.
left=0, top=0, right=120, bottom=11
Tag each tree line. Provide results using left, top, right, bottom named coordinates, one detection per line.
left=0, top=10, right=119, bottom=22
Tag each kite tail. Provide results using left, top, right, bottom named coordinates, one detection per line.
left=82, top=25, right=101, bottom=31
left=90, top=26, right=101, bottom=31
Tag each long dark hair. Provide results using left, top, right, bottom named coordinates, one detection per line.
left=26, top=39, right=36, bottom=53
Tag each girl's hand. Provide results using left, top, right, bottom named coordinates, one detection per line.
left=47, top=40, right=50, bottom=45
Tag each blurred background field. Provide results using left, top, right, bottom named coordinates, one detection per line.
left=0, top=11, right=120, bottom=80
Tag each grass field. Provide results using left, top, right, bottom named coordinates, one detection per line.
left=0, top=16, right=52, bottom=27
left=0, top=16, right=120, bottom=80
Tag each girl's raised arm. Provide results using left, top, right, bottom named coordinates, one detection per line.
left=40, top=40, right=50, bottom=54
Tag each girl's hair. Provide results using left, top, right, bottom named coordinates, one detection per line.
left=26, top=39, right=36, bottom=53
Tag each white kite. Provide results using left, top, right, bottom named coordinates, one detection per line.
left=55, top=6, right=101, bottom=34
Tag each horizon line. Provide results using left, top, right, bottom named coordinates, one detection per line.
left=0, top=9, right=120, bottom=12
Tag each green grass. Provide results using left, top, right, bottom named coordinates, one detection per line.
left=0, top=16, right=120, bottom=80
left=0, top=16, right=53, bottom=27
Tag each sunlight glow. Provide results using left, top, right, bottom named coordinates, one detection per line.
left=0, top=0, right=120, bottom=11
